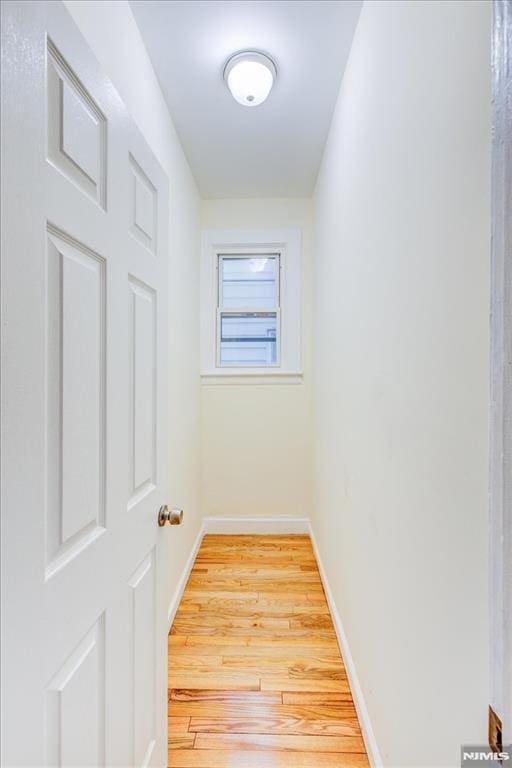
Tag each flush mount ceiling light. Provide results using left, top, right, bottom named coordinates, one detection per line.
left=223, top=51, right=277, bottom=107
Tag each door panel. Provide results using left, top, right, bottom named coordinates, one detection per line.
left=129, top=552, right=157, bottom=767
left=128, top=277, right=157, bottom=505
left=129, top=154, right=158, bottom=253
left=47, top=38, right=107, bottom=209
left=46, top=617, right=105, bottom=768
left=1, top=2, right=169, bottom=765
left=45, top=227, right=106, bottom=574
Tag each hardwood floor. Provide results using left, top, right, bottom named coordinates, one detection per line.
left=168, top=534, right=369, bottom=767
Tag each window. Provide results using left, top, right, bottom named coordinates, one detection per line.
left=201, top=229, right=302, bottom=383
left=218, top=255, right=280, bottom=367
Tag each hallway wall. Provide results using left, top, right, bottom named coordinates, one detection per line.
left=312, top=1, right=491, bottom=765
left=64, top=0, right=202, bottom=614
left=200, top=198, right=313, bottom=521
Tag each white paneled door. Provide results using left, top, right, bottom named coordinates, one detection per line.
left=1, top=2, right=169, bottom=765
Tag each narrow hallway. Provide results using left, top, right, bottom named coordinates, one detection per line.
left=0, top=1, right=500, bottom=765
left=168, top=534, right=369, bottom=767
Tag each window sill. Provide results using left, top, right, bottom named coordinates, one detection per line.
left=200, top=370, right=303, bottom=386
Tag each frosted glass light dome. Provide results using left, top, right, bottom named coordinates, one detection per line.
left=224, top=52, right=277, bottom=107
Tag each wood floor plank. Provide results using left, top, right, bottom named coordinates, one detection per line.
left=184, top=579, right=249, bottom=590
left=195, top=543, right=311, bottom=550
left=261, top=678, right=351, bottom=693
left=187, top=714, right=361, bottom=736
left=197, top=543, right=314, bottom=552
left=168, top=737, right=195, bottom=750
left=168, top=635, right=188, bottom=647
left=247, top=585, right=325, bottom=595
left=288, top=665, right=347, bottom=681
left=181, top=590, right=259, bottom=601
left=258, top=590, right=326, bottom=602
left=168, top=716, right=191, bottom=734
left=201, top=534, right=311, bottom=541
left=175, top=626, right=337, bottom=639
left=168, top=655, right=224, bottom=668
left=170, top=644, right=341, bottom=660
left=170, top=664, right=291, bottom=678
left=178, top=598, right=261, bottom=609
left=174, top=612, right=292, bottom=628
left=282, top=692, right=354, bottom=705
left=217, top=660, right=347, bottom=680
left=290, top=615, right=334, bottom=629
left=186, top=577, right=322, bottom=590
left=201, top=534, right=311, bottom=544
left=193, top=732, right=365, bottom=752
left=184, top=634, right=339, bottom=647
left=178, top=601, right=330, bottom=616
left=172, top=615, right=291, bottom=631
left=208, top=572, right=323, bottom=583
left=168, top=749, right=370, bottom=767
left=192, top=563, right=306, bottom=578
left=169, top=689, right=281, bottom=704
left=168, top=534, right=368, bottom=767
left=239, top=580, right=323, bottom=592
left=197, top=552, right=314, bottom=568
left=169, top=703, right=358, bottom=722
left=195, top=554, right=315, bottom=561
left=170, top=675, right=260, bottom=690
left=181, top=609, right=328, bottom=623
left=220, top=654, right=344, bottom=669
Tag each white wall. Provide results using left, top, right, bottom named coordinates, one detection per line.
left=63, top=0, right=202, bottom=608
left=201, top=198, right=313, bottom=520
left=312, top=1, right=491, bottom=765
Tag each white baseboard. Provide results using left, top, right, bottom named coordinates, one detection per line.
left=308, top=522, right=383, bottom=768
left=167, top=522, right=205, bottom=631
left=202, top=516, right=310, bottom=534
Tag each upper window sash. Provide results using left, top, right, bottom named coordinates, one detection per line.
left=217, top=253, right=280, bottom=313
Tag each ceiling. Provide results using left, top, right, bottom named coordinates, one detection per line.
left=129, top=0, right=362, bottom=198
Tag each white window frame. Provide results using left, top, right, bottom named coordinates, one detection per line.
left=217, top=252, right=281, bottom=369
left=201, top=229, right=302, bottom=384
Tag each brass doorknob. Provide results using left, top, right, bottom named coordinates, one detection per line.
left=158, top=505, right=183, bottom=527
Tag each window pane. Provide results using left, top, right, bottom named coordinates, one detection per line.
left=220, top=313, right=277, bottom=366
left=221, top=256, right=277, bottom=310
